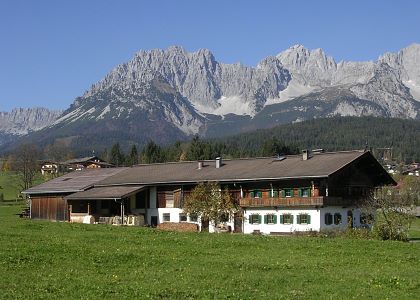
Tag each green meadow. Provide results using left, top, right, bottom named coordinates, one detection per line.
left=0, top=205, right=419, bottom=299
left=0, top=171, right=46, bottom=201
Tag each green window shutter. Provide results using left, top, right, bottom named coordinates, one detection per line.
left=298, top=189, right=302, bottom=197
left=307, top=215, right=311, bottom=224
left=273, top=215, right=277, bottom=224
left=264, top=215, right=268, bottom=224
left=273, top=190, right=278, bottom=197
left=258, top=191, right=262, bottom=198
left=250, top=191, right=254, bottom=198
left=258, top=215, right=262, bottom=224
left=281, top=190, right=286, bottom=198
left=280, top=214, right=284, bottom=224
left=291, top=215, right=294, bottom=224
left=290, top=189, right=294, bottom=197
left=250, top=215, right=254, bottom=224
left=297, top=215, right=301, bottom=224
left=325, top=214, right=329, bottom=225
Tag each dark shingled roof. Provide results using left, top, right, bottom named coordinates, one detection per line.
left=97, top=151, right=379, bottom=186
left=23, top=168, right=128, bottom=194
left=65, top=185, right=145, bottom=200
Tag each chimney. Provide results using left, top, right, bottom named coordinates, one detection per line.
left=215, top=157, right=222, bottom=168
left=302, top=149, right=310, bottom=161
left=197, top=161, right=203, bottom=170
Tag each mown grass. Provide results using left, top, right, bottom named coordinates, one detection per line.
left=409, top=217, right=420, bottom=239
left=0, top=205, right=419, bottom=299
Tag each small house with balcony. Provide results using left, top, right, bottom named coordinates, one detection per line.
left=23, top=150, right=395, bottom=234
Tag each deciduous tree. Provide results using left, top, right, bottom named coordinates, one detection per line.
left=12, top=144, right=41, bottom=191
left=183, top=182, right=238, bottom=232
left=365, top=182, right=416, bottom=241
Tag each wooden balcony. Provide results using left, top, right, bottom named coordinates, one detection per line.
left=239, top=196, right=351, bottom=207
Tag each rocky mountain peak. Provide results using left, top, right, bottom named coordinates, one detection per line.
left=0, top=107, right=62, bottom=136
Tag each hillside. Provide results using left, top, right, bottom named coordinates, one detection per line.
left=211, top=117, right=420, bottom=162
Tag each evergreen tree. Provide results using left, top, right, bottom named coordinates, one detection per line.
left=141, top=140, right=163, bottom=163
left=186, top=135, right=208, bottom=160
left=110, top=143, right=125, bottom=167
left=128, top=144, right=139, bottom=166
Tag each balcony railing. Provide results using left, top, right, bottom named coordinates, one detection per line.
left=239, top=196, right=351, bottom=207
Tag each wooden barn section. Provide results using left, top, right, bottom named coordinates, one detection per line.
left=30, top=195, right=69, bottom=221
left=23, top=168, right=127, bottom=221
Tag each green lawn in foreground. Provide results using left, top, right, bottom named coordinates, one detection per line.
left=0, top=205, right=419, bottom=299
left=409, top=217, right=420, bottom=239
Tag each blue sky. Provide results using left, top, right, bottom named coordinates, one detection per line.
left=1, top=0, right=419, bottom=111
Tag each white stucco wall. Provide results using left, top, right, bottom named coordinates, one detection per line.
left=243, top=208, right=321, bottom=234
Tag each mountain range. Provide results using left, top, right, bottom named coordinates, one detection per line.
left=1, top=44, right=419, bottom=151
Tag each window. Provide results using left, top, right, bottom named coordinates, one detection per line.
left=250, top=190, right=262, bottom=198
left=280, top=213, right=293, bottom=224
left=264, top=214, right=277, bottom=224
left=297, top=214, right=311, bottom=225
left=179, top=213, right=187, bottom=222
left=162, top=213, right=170, bottom=222
left=300, top=188, right=311, bottom=197
left=249, top=214, right=261, bottom=224
left=325, top=213, right=333, bottom=225
left=334, top=213, right=342, bottom=225
left=189, top=214, right=198, bottom=222
left=282, top=189, right=293, bottom=197
left=360, top=213, right=374, bottom=225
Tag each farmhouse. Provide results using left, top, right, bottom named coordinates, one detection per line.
left=63, top=156, right=114, bottom=171
left=23, top=150, right=395, bottom=234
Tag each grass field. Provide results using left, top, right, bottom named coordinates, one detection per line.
left=0, top=171, right=21, bottom=200
left=0, top=206, right=419, bottom=299
left=0, top=171, right=46, bottom=201
left=409, top=217, right=420, bottom=239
